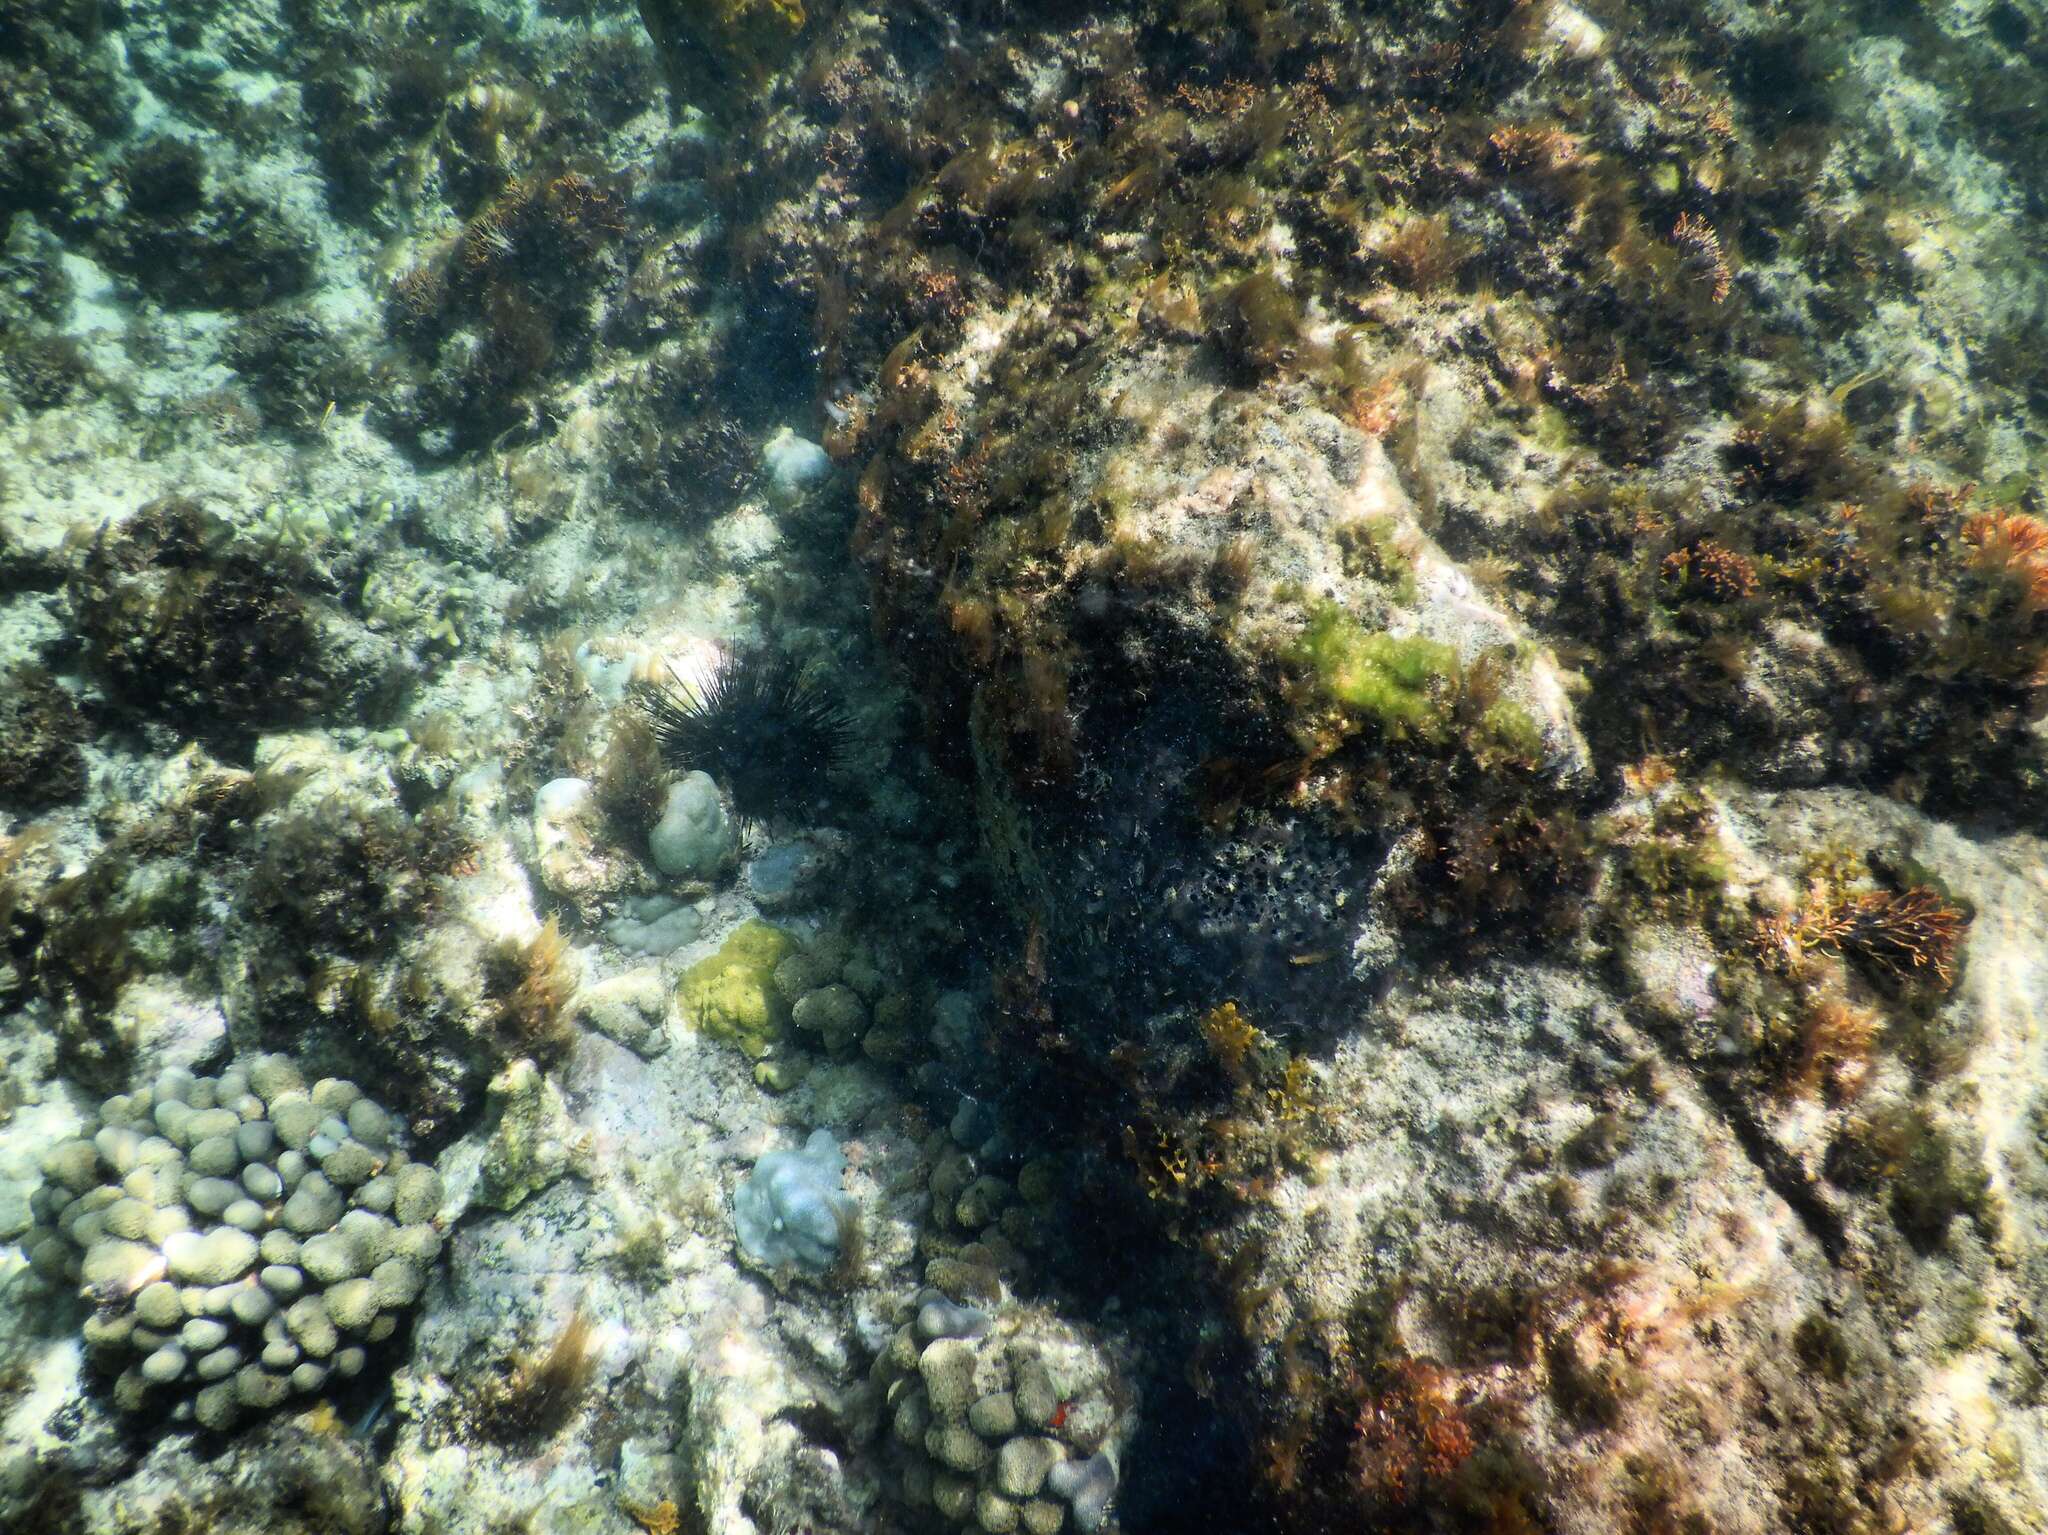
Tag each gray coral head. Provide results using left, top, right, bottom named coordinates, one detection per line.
left=1047, top=1451, right=1118, bottom=1533
left=732, top=1127, right=857, bottom=1276
left=914, top=1291, right=991, bottom=1342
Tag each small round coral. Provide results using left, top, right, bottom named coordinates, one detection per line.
left=25, top=1055, right=445, bottom=1433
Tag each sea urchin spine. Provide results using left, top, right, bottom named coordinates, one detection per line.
left=637, top=646, right=852, bottom=824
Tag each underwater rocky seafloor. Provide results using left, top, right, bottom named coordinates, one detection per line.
left=4, top=0, right=2048, bottom=1529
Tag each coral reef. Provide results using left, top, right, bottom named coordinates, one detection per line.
left=2, top=0, right=2047, bottom=1526
left=68, top=496, right=405, bottom=737
left=24, top=1057, right=445, bottom=1433
left=870, top=1291, right=1133, bottom=1534
left=0, top=665, right=87, bottom=810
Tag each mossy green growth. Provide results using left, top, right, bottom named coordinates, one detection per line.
left=1296, top=602, right=1459, bottom=737
left=1478, top=699, right=1545, bottom=761
left=1529, top=404, right=1578, bottom=453
left=1335, top=515, right=1419, bottom=605
left=680, top=920, right=797, bottom=1061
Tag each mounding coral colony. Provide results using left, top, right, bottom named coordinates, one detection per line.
left=1, top=0, right=2047, bottom=1531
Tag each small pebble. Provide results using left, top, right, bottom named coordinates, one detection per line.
left=141, top=1346, right=189, bottom=1385
left=236, top=1364, right=290, bottom=1409
left=324, top=1277, right=378, bottom=1330
left=259, top=1264, right=305, bottom=1298
left=235, top=1122, right=277, bottom=1162
left=392, top=1165, right=442, bottom=1226
left=186, top=1177, right=239, bottom=1218
left=194, top=1345, right=242, bottom=1382
left=187, top=1135, right=240, bottom=1178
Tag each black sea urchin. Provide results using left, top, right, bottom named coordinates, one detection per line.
left=638, top=646, right=853, bottom=822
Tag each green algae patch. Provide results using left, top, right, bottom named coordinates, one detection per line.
left=1478, top=698, right=1546, bottom=762
left=1334, top=515, right=1419, bottom=605
left=680, top=920, right=797, bottom=1060
left=1296, top=602, right=1459, bottom=738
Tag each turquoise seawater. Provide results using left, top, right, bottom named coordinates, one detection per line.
left=2, top=0, right=2047, bottom=1530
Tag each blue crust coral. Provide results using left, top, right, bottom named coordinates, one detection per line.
left=732, top=1128, right=856, bottom=1275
